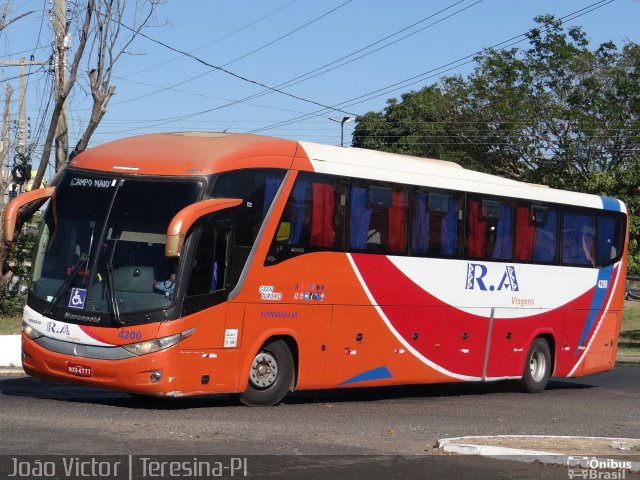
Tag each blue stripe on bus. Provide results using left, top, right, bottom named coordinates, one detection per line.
left=576, top=265, right=614, bottom=352
left=339, top=366, right=393, bottom=386
left=600, top=196, right=620, bottom=212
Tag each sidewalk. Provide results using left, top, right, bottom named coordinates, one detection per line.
left=437, top=435, right=640, bottom=472
left=616, top=352, right=640, bottom=364
left=0, top=335, right=20, bottom=368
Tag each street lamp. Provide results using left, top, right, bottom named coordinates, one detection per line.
left=329, top=116, right=355, bottom=147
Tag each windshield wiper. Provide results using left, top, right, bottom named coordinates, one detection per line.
left=43, top=253, right=88, bottom=315
left=105, top=261, right=123, bottom=327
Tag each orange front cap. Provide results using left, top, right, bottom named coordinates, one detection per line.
left=69, top=133, right=300, bottom=176
left=21, top=334, right=181, bottom=396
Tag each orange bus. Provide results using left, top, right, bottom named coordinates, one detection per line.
left=5, top=133, right=628, bottom=406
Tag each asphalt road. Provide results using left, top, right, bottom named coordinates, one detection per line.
left=1, top=367, right=639, bottom=479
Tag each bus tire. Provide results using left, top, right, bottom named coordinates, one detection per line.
left=240, top=339, right=294, bottom=406
left=520, top=338, right=551, bottom=393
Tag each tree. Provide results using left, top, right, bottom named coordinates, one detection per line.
left=353, top=15, right=640, bottom=272
left=0, top=0, right=160, bottom=306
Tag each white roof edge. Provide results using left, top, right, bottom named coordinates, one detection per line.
left=297, top=141, right=609, bottom=210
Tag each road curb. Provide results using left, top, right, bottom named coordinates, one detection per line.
left=0, top=335, right=21, bottom=368
left=437, top=436, right=640, bottom=472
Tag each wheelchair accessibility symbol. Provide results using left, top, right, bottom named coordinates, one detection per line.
left=68, top=288, right=87, bottom=309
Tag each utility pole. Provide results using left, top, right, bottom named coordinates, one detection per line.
left=0, top=59, right=46, bottom=154
left=53, top=0, right=68, bottom=172
left=0, top=58, right=48, bottom=193
left=18, top=58, right=26, bottom=157
left=2, top=84, right=12, bottom=205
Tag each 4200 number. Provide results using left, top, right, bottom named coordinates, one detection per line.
left=118, top=330, right=142, bottom=341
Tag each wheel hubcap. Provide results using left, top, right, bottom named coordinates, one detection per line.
left=249, top=352, right=278, bottom=389
left=529, top=349, right=546, bottom=383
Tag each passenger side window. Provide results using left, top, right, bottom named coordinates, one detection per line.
left=562, top=212, right=595, bottom=266
left=515, top=204, right=558, bottom=263
left=266, top=173, right=347, bottom=264
left=211, top=169, right=285, bottom=248
left=349, top=182, right=408, bottom=253
left=410, top=190, right=461, bottom=257
left=466, top=198, right=513, bottom=260
left=596, top=213, right=624, bottom=266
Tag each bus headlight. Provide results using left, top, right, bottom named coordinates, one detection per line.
left=122, top=328, right=195, bottom=356
left=22, top=322, right=43, bottom=340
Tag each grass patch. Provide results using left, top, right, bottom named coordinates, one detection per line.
left=0, top=314, right=21, bottom=335
left=620, top=301, right=640, bottom=350
left=617, top=302, right=640, bottom=351
left=622, top=301, right=640, bottom=332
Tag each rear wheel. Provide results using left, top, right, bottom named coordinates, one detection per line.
left=521, top=338, right=551, bottom=393
left=240, top=340, right=294, bottom=406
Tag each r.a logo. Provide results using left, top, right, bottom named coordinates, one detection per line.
left=465, top=263, right=519, bottom=292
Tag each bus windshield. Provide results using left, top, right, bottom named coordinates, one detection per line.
left=31, top=172, right=203, bottom=318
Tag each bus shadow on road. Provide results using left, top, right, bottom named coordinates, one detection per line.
left=0, top=375, right=596, bottom=409
left=284, top=378, right=595, bottom=405
left=0, top=376, right=241, bottom=409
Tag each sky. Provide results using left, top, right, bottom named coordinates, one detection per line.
left=1, top=0, right=639, bottom=177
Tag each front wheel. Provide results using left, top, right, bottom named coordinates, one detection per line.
left=520, top=338, right=551, bottom=393
left=240, top=340, right=294, bottom=406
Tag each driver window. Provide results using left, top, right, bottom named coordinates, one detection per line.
left=187, top=225, right=229, bottom=296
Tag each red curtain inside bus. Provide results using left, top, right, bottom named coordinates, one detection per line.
left=466, top=199, right=487, bottom=257
left=310, top=182, right=335, bottom=247
left=388, top=190, right=406, bottom=252
left=515, top=205, right=535, bottom=261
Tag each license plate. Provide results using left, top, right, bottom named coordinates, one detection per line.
left=67, top=363, right=92, bottom=377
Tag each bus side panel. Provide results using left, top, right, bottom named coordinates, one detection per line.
left=579, top=258, right=627, bottom=376
left=582, top=310, right=620, bottom=375
left=176, top=349, right=241, bottom=394
left=179, top=304, right=228, bottom=349
left=323, top=305, right=441, bottom=388
left=381, top=306, right=445, bottom=376
left=438, top=308, right=490, bottom=379
left=298, top=305, right=333, bottom=390
left=558, top=309, right=591, bottom=377
left=487, top=310, right=562, bottom=379
left=174, top=303, right=245, bottom=393
left=239, top=302, right=331, bottom=391
left=486, top=313, right=525, bottom=379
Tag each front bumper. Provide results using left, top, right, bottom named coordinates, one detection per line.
left=21, top=334, right=179, bottom=396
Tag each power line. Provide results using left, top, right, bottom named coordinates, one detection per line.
left=225, top=0, right=483, bottom=109
left=113, top=0, right=354, bottom=106
left=0, top=66, right=46, bottom=83
left=111, top=76, right=307, bottom=114
left=126, top=0, right=301, bottom=78
left=247, top=0, right=615, bottom=135
left=102, top=0, right=478, bottom=133
left=0, top=44, right=50, bottom=61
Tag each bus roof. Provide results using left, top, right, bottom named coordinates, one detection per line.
left=69, top=132, right=623, bottom=213
left=69, top=132, right=299, bottom=176
left=298, top=141, right=622, bottom=212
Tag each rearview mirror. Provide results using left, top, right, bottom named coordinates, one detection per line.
left=165, top=198, right=242, bottom=257
left=4, top=187, right=55, bottom=242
